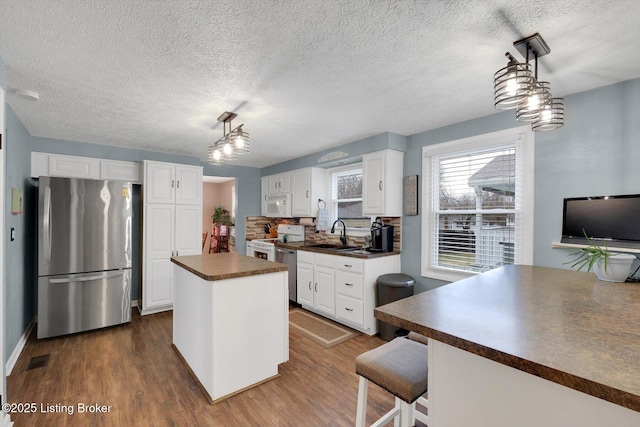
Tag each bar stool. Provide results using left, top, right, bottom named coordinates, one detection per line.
left=355, top=336, right=429, bottom=427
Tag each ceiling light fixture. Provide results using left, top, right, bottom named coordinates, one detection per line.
left=493, top=33, right=564, bottom=131
left=207, top=111, right=251, bottom=165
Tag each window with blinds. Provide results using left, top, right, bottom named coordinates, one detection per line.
left=328, top=164, right=369, bottom=228
left=422, top=127, right=534, bottom=280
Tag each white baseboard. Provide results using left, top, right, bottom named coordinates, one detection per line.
left=3, top=412, right=13, bottom=427
left=6, top=318, right=35, bottom=376
left=131, top=299, right=139, bottom=308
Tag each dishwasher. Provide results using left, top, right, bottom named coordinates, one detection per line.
left=275, top=247, right=297, bottom=302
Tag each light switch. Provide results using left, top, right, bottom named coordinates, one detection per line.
left=10, top=227, right=15, bottom=241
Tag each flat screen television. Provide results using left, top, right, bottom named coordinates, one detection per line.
left=561, top=194, right=640, bottom=249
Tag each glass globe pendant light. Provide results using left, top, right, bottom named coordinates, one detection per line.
left=207, top=111, right=250, bottom=164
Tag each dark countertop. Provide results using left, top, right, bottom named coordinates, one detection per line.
left=275, top=241, right=401, bottom=259
left=375, top=265, right=640, bottom=412
left=171, top=253, right=288, bottom=281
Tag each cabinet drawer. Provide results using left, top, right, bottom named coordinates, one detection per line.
left=298, top=250, right=314, bottom=264
left=335, top=257, right=363, bottom=274
left=336, top=295, right=364, bottom=327
left=335, top=270, right=364, bottom=299
left=315, top=253, right=335, bottom=268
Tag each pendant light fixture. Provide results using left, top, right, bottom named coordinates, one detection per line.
left=493, top=33, right=564, bottom=131
left=207, top=111, right=251, bottom=165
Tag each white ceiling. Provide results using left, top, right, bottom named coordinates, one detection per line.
left=2, top=1, right=640, bottom=168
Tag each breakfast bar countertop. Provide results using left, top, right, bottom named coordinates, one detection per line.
left=375, top=265, right=640, bottom=412
left=171, top=253, right=287, bottom=282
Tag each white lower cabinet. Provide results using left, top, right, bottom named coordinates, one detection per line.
left=297, top=251, right=401, bottom=335
left=297, top=252, right=335, bottom=316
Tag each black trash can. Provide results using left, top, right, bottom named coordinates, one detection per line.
left=376, top=273, right=415, bottom=341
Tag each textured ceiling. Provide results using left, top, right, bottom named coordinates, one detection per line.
left=2, top=0, right=640, bottom=168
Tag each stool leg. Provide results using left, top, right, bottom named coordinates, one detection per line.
left=394, top=397, right=402, bottom=427
left=355, top=376, right=368, bottom=427
left=399, top=399, right=414, bottom=427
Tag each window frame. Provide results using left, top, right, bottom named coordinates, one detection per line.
left=421, top=126, right=534, bottom=282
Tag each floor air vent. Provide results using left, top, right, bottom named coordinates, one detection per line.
left=26, top=354, right=50, bottom=371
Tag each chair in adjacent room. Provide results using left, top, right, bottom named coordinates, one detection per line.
left=355, top=335, right=429, bottom=427
left=202, top=231, right=208, bottom=251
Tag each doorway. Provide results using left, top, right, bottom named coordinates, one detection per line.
left=202, top=176, right=236, bottom=253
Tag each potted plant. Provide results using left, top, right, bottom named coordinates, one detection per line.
left=566, top=229, right=636, bottom=282
left=211, top=207, right=233, bottom=236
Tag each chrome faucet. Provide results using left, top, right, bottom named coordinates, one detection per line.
left=331, top=219, right=347, bottom=246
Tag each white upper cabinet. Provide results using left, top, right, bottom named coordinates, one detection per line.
left=144, top=161, right=202, bottom=205
left=175, top=165, right=203, bottom=205
left=32, top=152, right=141, bottom=183
left=48, top=154, right=100, bottom=179
left=268, top=172, right=291, bottom=195
left=145, top=162, right=176, bottom=204
left=362, top=149, right=404, bottom=216
left=261, top=176, right=269, bottom=216
left=291, top=167, right=328, bottom=217
left=101, top=159, right=141, bottom=182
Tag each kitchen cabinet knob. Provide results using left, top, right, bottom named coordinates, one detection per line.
left=345, top=307, right=354, bottom=312
left=379, top=181, right=383, bottom=190
left=344, top=264, right=352, bottom=268
left=308, top=281, right=312, bottom=290
left=177, top=180, right=180, bottom=188
left=306, top=190, right=309, bottom=198
left=314, top=283, right=318, bottom=292
left=345, top=283, right=353, bottom=287
left=172, top=180, right=175, bottom=188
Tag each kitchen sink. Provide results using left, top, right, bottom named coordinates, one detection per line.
left=333, top=246, right=361, bottom=252
left=304, top=243, right=360, bottom=251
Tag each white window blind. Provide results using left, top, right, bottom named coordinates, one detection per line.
left=422, top=127, right=534, bottom=281
left=328, top=164, right=369, bottom=228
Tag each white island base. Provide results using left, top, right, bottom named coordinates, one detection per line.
left=171, top=257, right=288, bottom=403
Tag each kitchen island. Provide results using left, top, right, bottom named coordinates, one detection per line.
left=375, top=265, right=640, bottom=426
left=171, top=253, right=289, bottom=403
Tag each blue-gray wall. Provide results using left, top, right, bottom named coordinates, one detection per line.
left=4, top=106, right=37, bottom=363
left=404, top=78, right=640, bottom=292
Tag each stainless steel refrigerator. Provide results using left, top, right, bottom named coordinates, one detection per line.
left=38, top=177, right=133, bottom=339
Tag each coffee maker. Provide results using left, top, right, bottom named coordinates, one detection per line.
left=370, top=218, right=394, bottom=252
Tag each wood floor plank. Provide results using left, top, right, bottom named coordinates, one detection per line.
left=7, top=309, right=400, bottom=426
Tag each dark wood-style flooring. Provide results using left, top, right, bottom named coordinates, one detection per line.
left=8, top=308, right=399, bottom=426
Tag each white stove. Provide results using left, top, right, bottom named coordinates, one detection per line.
left=246, top=224, right=305, bottom=261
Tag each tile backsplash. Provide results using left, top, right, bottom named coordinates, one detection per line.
left=245, top=216, right=402, bottom=250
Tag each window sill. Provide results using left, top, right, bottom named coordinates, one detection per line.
left=421, top=267, right=477, bottom=283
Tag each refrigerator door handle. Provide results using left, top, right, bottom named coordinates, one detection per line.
left=49, top=271, right=125, bottom=284
left=43, top=186, right=52, bottom=265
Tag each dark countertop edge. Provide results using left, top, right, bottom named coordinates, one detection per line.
left=374, top=308, right=640, bottom=413
left=171, top=256, right=288, bottom=282
left=274, top=242, right=401, bottom=259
